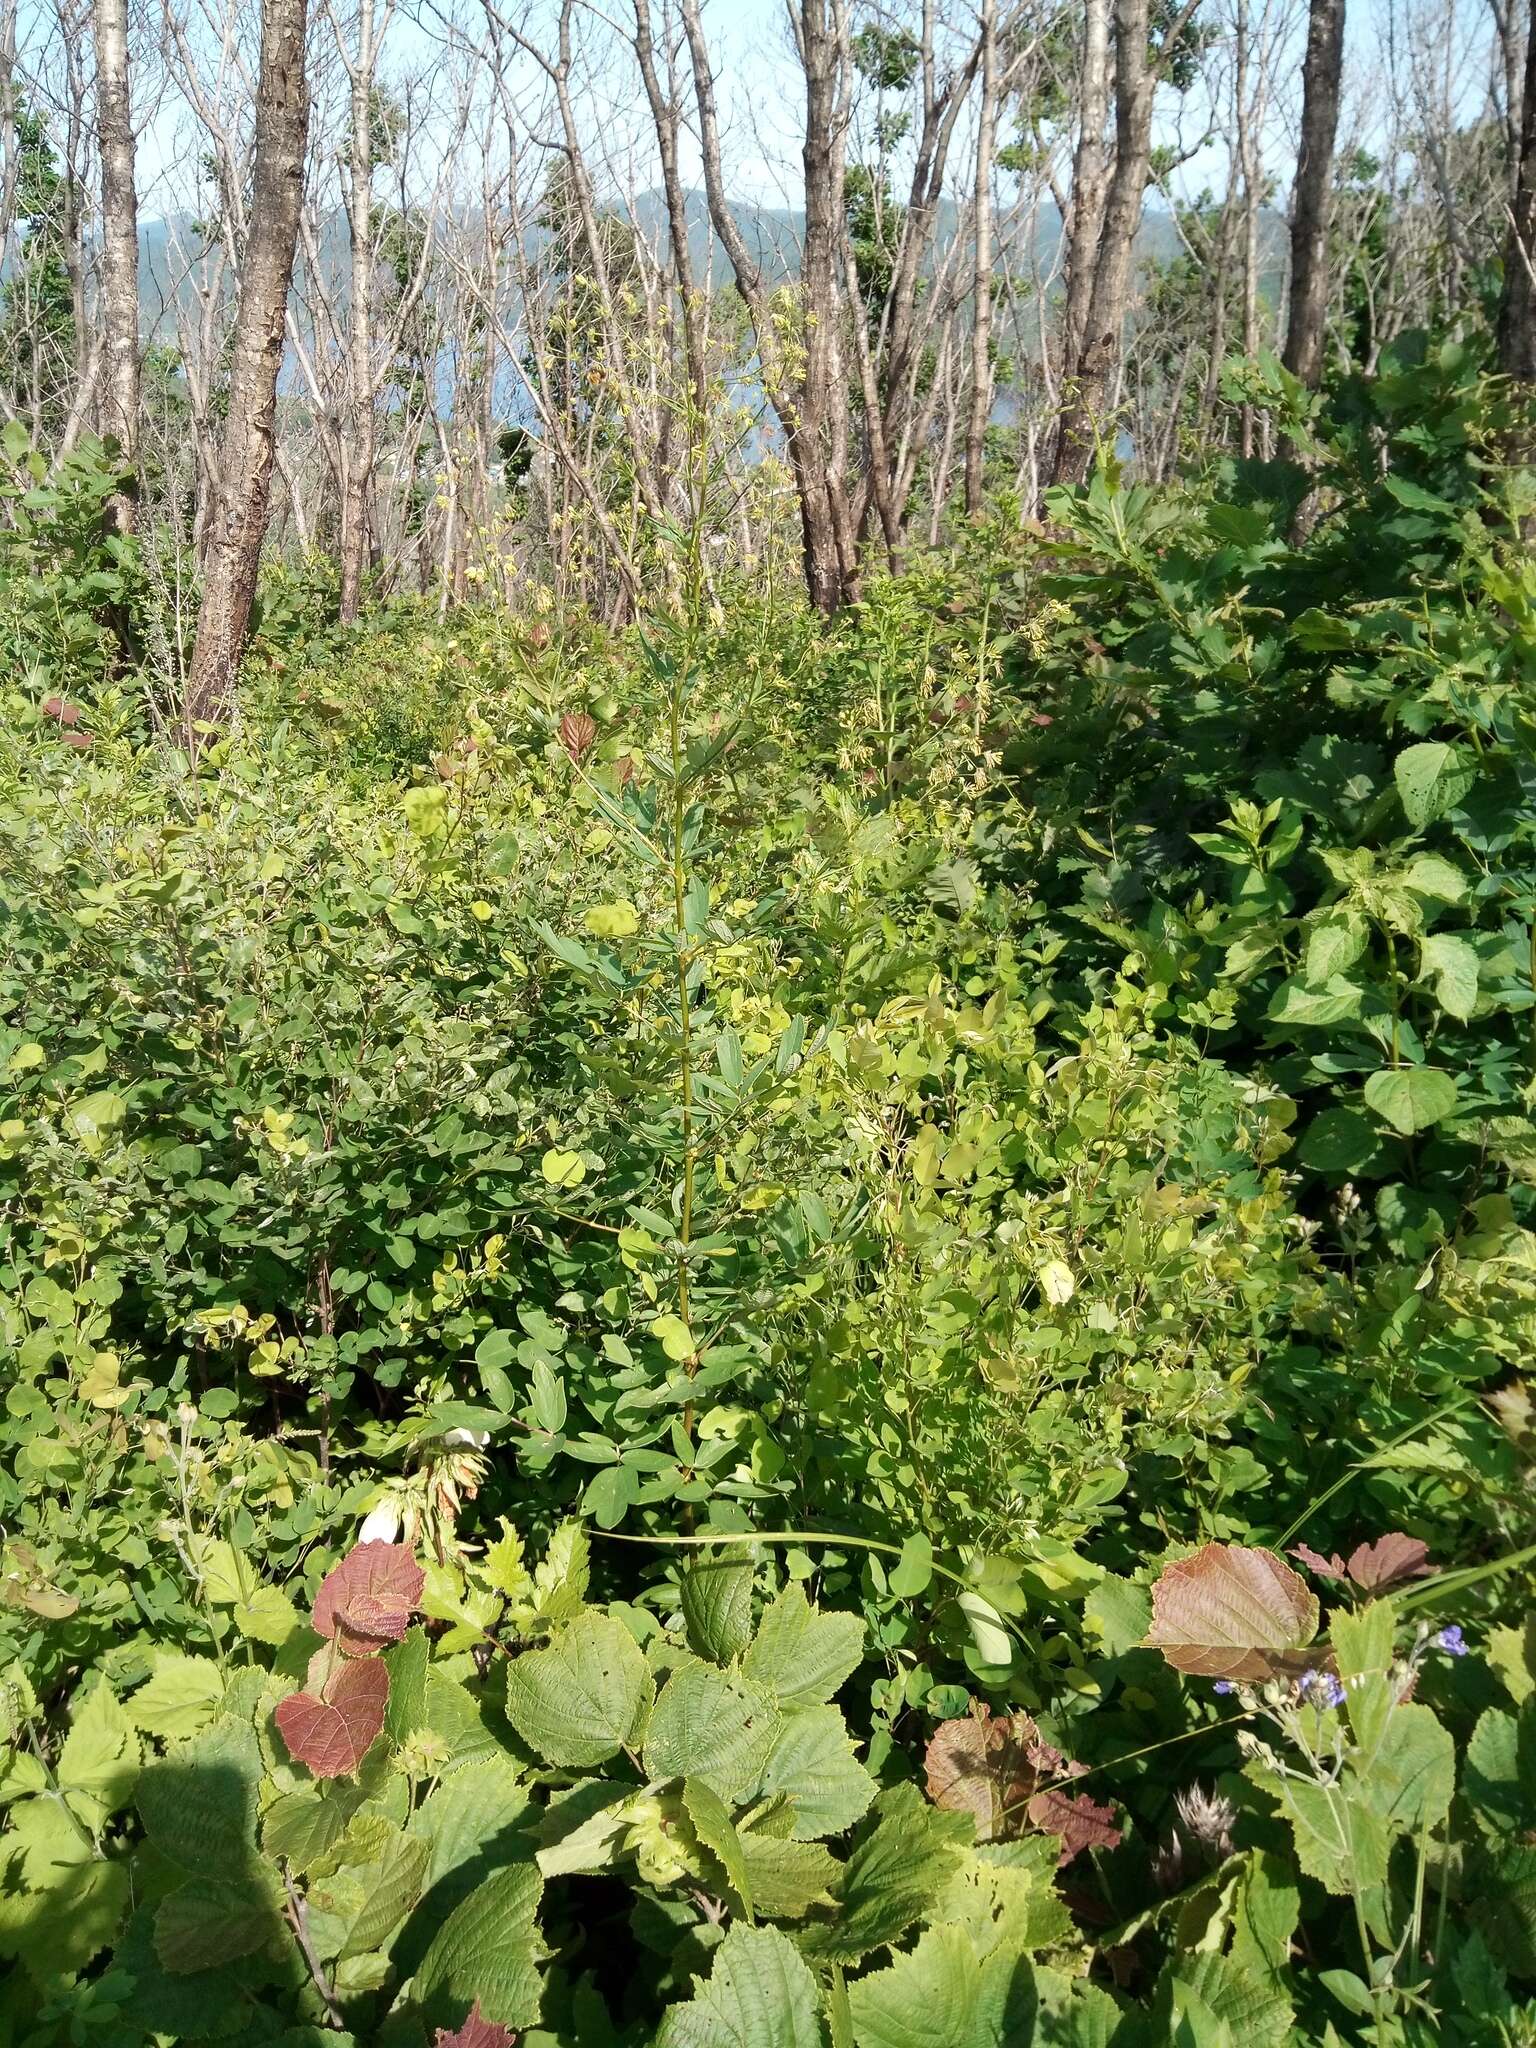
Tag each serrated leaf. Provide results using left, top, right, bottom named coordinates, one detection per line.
left=130, top=1656, right=225, bottom=1741
left=1145, top=1544, right=1318, bottom=1681
left=743, top=1585, right=866, bottom=1708
left=138, top=1718, right=262, bottom=1876
left=58, top=1681, right=139, bottom=1818
left=1394, top=741, right=1476, bottom=828
left=655, top=1922, right=823, bottom=2048
left=339, top=1830, right=429, bottom=1956
left=275, top=1657, right=389, bottom=1779
left=385, top=1626, right=430, bottom=1745
left=312, top=1542, right=425, bottom=1655
left=1364, top=1064, right=1459, bottom=1135
left=684, top=1776, right=754, bottom=1918
left=644, top=1662, right=780, bottom=1802
left=504, top=1610, right=653, bottom=1768
left=154, top=1880, right=278, bottom=1974
left=754, top=1704, right=877, bottom=1840
left=261, top=1786, right=352, bottom=1870
left=799, top=1785, right=972, bottom=1963
left=233, top=1584, right=304, bottom=1647
left=1419, top=932, right=1478, bottom=1021
left=737, top=1833, right=840, bottom=1919
left=415, top=1862, right=546, bottom=2035
left=846, top=1920, right=1035, bottom=2047
left=680, top=1548, right=757, bottom=1664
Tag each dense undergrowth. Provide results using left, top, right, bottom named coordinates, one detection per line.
left=0, top=340, right=1533, bottom=2046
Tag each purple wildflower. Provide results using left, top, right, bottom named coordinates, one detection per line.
left=1435, top=1625, right=1468, bottom=1657
left=1300, top=1670, right=1345, bottom=1709
left=1213, top=1680, right=1235, bottom=1696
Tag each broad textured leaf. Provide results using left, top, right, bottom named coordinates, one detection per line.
left=683, top=1776, right=754, bottom=1918
left=799, top=1785, right=973, bottom=1963
left=504, top=1610, right=653, bottom=1768
left=276, top=1657, right=389, bottom=1778
left=58, top=1681, right=140, bottom=1819
left=1344, top=1533, right=1434, bottom=1592
left=1024, top=1787, right=1121, bottom=1867
left=846, top=1920, right=1035, bottom=2048
left=1419, top=932, right=1478, bottom=1021
left=737, top=1833, right=840, bottom=1918
left=130, top=1655, right=225, bottom=1741
left=1289, top=1544, right=1346, bottom=1581
left=339, top=1830, right=430, bottom=1956
left=138, top=1718, right=262, bottom=1876
left=1394, top=741, right=1476, bottom=827
left=655, top=1922, right=823, bottom=2048
left=743, top=1585, right=866, bottom=1708
left=1146, top=1545, right=1318, bottom=1680
left=644, top=1662, right=779, bottom=1802
left=1363, top=1066, right=1459, bottom=1136
left=754, top=1704, right=877, bottom=1840
left=154, top=1880, right=279, bottom=1973
left=924, top=1705, right=1092, bottom=1848
left=415, top=1863, right=546, bottom=2035
left=233, top=1585, right=305, bottom=1646
left=435, top=2004, right=516, bottom=2048
left=680, top=1549, right=757, bottom=1664
left=385, top=1626, right=430, bottom=1744
left=1465, top=1706, right=1536, bottom=1838
left=261, top=1786, right=352, bottom=1870
left=312, top=1542, right=425, bottom=1655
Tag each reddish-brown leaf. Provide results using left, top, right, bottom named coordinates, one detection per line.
left=434, top=2004, right=515, bottom=2048
left=1145, top=1543, right=1319, bottom=1681
left=311, top=1541, right=424, bottom=1655
left=1346, top=1533, right=1435, bottom=1593
left=1290, top=1543, right=1348, bottom=1581
left=925, top=1705, right=1057, bottom=1843
left=924, top=1703, right=1115, bottom=1864
left=558, top=711, right=597, bottom=764
left=1025, top=1786, right=1122, bottom=1868
left=275, top=1657, right=388, bottom=1778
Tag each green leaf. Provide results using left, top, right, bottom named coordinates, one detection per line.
left=130, top=1656, right=225, bottom=1742
left=1418, top=932, right=1478, bottom=1021
left=58, top=1681, right=139, bottom=1819
left=846, top=1920, right=1035, bottom=2047
left=338, top=1831, right=430, bottom=1957
left=154, top=1880, right=280, bottom=1974
left=504, top=1610, right=654, bottom=1768
left=1363, top=1065, right=1459, bottom=1135
left=138, top=1719, right=262, bottom=1877
left=652, top=1313, right=696, bottom=1362
left=1465, top=1704, right=1536, bottom=1838
left=1394, top=741, right=1476, bottom=828
left=385, top=1627, right=430, bottom=1745
left=737, top=1833, right=841, bottom=1920
left=261, top=1787, right=352, bottom=1871
left=799, top=1785, right=973, bottom=1963
left=655, top=1923, right=824, bottom=2048
left=744, top=1585, right=866, bottom=1708
left=680, top=1549, right=758, bottom=1664
left=754, top=1705, right=878, bottom=1841
left=414, top=1863, right=546, bottom=2035
left=643, top=1662, right=780, bottom=1802
left=683, top=1776, right=755, bottom=1919
left=888, top=1535, right=934, bottom=1599
left=232, top=1584, right=304, bottom=1647
left=540, top=1146, right=586, bottom=1188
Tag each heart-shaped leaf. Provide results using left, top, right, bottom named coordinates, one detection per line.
left=275, top=1657, right=389, bottom=1778
left=1146, top=1543, right=1319, bottom=1680
left=311, top=1542, right=425, bottom=1655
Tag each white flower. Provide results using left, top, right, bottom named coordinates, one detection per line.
left=440, top=1427, right=490, bottom=1451
left=358, top=1499, right=403, bottom=1545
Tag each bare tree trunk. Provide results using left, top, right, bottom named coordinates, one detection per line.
left=183, top=0, right=311, bottom=736
left=964, top=0, right=997, bottom=514
left=1051, top=0, right=1159, bottom=485
left=338, top=0, right=378, bottom=623
left=91, top=0, right=139, bottom=533
left=1500, top=0, right=1536, bottom=386
left=633, top=0, right=706, bottom=412
left=1059, top=0, right=1112, bottom=378
left=1282, top=0, right=1346, bottom=384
